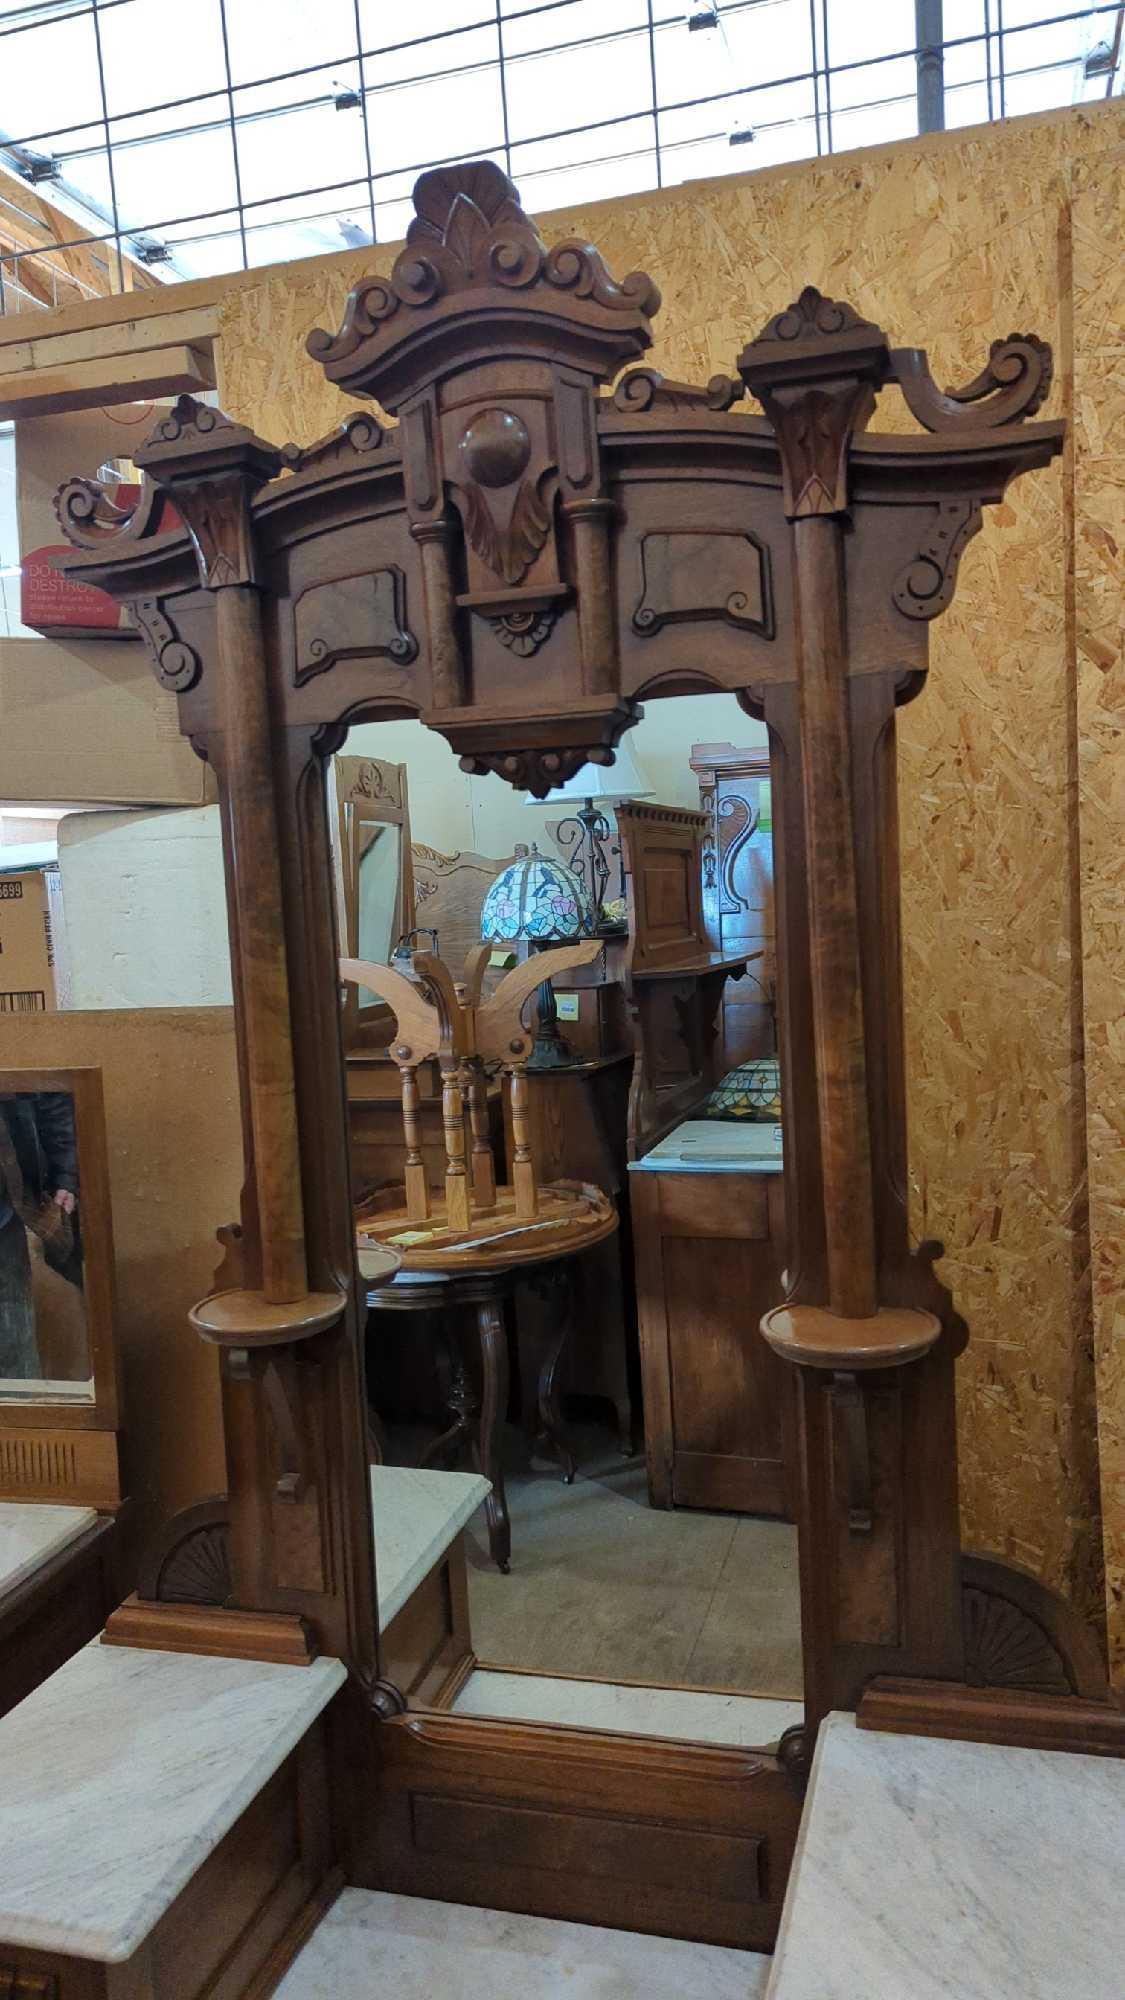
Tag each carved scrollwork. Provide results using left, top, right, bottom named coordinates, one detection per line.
left=892, top=332, right=1053, bottom=432
left=137, top=1496, right=232, bottom=1606
left=491, top=604, right=559, bottom=656
left=308, top=161, right=658, bottom=372
left=544, top=239, right=660, bottom=318
left=612, top=367, right=744, bottom=413
left=150, top=397, right=233, bottom=445
left=132, top=596, right=201, bottom=692
left=891, top=499, right=982, bottom=621
left=751, top=284, right=882, bottom=348
left=53, top=472, right=162, bottom=550
left=280, top=409, right=388, bottom=472
left=718, top=792, right=758, bottom=915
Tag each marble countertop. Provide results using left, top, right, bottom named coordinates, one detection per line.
left=629, top=1119, right=784, bottom=1176
left=371, top=1465, right=490, bottom=1630
left=766, top=1711, right=1125, bottom=1999
left=0, top=1640, right=345, bottom=1963
left=0, top=1501, right=99, bottom=1600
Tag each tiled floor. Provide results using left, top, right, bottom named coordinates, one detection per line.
left=275, top=1889, right=772, bottom=1999
left=464, top=1437, right=803, bottom=1696
left=453, top=1666, right=803, bottom=1746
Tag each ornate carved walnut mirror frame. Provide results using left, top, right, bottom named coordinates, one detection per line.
left=55, top=160, right=1117, bottom=1944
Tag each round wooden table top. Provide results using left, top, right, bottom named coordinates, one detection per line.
left=356, top=1179, right=618, bottom=1276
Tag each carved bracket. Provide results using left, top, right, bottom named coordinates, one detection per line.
left=133, top=596, right=201, bottom=692
left=892, top=499, right=983, bottom=621
left=612, top=367, right=744, bottom=413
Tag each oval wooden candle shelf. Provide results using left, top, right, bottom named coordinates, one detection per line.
left=760, top=1302, right=942, bottom=1371
left=356, top=1179, right=617, bottom=1274
left=190, top=1285, right=355, bottom=1348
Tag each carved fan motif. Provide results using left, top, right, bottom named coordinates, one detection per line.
left=138, top=1498, right=233, bottom=1607
left=962, top=1585, right=1073, bottom=1695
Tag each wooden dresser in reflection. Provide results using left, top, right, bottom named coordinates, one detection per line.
left=616, top=800, right=793, bottom=1519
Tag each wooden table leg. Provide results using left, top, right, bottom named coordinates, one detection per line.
left=536, top=1264, right=577, bottom=1485
left=474, top=1288, right=511, bottom=1573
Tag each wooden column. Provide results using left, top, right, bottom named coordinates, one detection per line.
left=214, top=585, right=308, bottom=1304
left=791, top=517, right=877, bottom=1318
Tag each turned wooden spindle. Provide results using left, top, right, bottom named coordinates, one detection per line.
left=508, top=1061, right=538, bottom=1219
left=467, top=1060, right=497, bottom=1210
left=400, top=1064, right=430, bottom=1222
left=441, top=1056, right=472, bottom=1231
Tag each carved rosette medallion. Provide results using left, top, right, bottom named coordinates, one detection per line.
left=491, top=604, right=560, bottom=656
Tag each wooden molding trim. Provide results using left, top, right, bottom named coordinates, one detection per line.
left=0, top=1425, right=122, bottom=1511
left=393, top=1709, right=778, bottom=1782
left=102, top=1594, right=319, bottom=1665
left=857, top=1677, right=1125, bottom=1758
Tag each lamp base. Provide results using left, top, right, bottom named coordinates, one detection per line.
left=528, top=1031, right=575, bottom=1071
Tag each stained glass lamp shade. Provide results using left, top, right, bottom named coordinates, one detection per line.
left=481, top=846, right=595, bottom=1066
left=480, top=846, right=596, bottom=943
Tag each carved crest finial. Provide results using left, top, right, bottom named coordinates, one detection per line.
left=306, top=156, right=659, bottom=404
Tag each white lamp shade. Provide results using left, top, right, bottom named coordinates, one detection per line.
left=522, top=736, right=653, bottom=809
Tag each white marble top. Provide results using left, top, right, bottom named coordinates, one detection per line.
left=0, top=1501, right=98, bottom=1599
left=629, top=1119, right=784, bottom=1176
left=0, top=1639, right=345, bottom=1963
left=454, top=1669, right=802, bottom=1750
left=370, top=1466, right=490, bottom=1631
left=766, top=1711, right=1125, bottom=2000
left=276, top=1887, right=769, bottom=1999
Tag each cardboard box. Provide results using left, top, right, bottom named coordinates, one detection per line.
left=0, top=868, right=57, bottom=1014
left=0, top=636, right=214, bottom=807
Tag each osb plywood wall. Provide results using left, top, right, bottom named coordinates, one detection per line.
left=217, top=102, right=1125, bottom=1675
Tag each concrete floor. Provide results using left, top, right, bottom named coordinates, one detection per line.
left=463, top=1431, right=803, bottom=1698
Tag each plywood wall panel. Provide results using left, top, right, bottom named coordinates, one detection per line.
left=1073, top=135, right=1125, bottom=1676
left=217, top=103, right=1124, bottom=1669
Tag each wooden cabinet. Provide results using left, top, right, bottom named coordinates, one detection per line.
left=631, top=1164, right=793, bottom=1517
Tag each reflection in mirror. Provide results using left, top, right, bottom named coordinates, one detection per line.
left=342, top=700, right=802, bottom=1749
left=331, top=754, right=416, bottom=1051
left=0, top=1085, right=92, bottom=1399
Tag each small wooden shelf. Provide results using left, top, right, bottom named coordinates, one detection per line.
left=760, top=1302, right=942, bottom=1371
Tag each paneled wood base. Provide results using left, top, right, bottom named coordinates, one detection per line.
left=361, top=1710, right=802, bottom=1952
left=0, top=1726, right=337, bottom=2000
